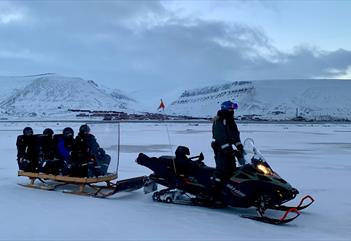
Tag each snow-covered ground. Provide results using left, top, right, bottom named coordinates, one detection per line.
left=0, top=122, right=350, bottom=240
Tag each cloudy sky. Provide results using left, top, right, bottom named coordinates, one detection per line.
left=1, top=0, right=351, bottom=103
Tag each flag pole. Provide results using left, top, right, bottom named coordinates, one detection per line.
left=158, top=99, right=177, bottom=174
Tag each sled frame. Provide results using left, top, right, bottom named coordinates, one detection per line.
left=18, top=170, right=118, bottom=196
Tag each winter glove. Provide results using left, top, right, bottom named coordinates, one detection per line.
left=235, top=143, right=246, bottom=165
left=237, top=156, right=246, bottom=166
left=235, top=143, right=244, bottom=157
left=236, top=143, right=244, bottom=153
left=223, top=147, right=236, bottom=161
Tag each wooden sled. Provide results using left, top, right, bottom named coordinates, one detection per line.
left=18, top=170, right=147, bottom=198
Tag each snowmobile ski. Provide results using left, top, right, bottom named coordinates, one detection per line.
left=271, top=195, right=315, bottom=211
left=242, top=208, right=300, bottom=225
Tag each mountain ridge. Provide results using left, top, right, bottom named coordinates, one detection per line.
left=168, top=79, right=351, bottom=121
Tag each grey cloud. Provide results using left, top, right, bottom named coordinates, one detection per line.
left=249, top=47, right=351, bottom=80
left=0, top=1, right=350, bottom=101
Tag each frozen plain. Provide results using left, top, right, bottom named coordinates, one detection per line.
left=0, top=121, right=350, bottom=240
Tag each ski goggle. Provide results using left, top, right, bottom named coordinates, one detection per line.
left=221, top=101, right=239, bottom=111
left=227, top=103, right=239, bottom=110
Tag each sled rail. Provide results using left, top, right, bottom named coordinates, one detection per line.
left=18, top=171, right=117, bottom=184
left=17, top=171, right=146, bottom=197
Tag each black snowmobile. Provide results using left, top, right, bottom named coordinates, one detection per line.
left=136, top=138, right=314, bottom=224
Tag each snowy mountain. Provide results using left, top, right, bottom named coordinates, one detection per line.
left=168, top=79, right=351, bottom=121
left=0, top=74, right=136, bottom=118
left=2, top=75, right=350, bottom=121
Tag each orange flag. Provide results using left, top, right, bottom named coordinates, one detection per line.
left=158, top=99, right=165, bottom=110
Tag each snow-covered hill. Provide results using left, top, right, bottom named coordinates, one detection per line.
left=0, top=74, right=136, bottom=118
left=168, top=79, right=351, bottom=120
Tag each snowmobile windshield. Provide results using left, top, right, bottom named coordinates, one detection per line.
left=243, top=138, right=266, bottom=162
left=243, top=138, right=273, bottom=176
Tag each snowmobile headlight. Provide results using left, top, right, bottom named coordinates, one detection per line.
left=257, top=164, right=273, bottom=176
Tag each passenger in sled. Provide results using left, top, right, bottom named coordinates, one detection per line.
left=37, top=128, right=60, bottom=175
left=17, top=125, right=111, bottom=178
left=70, top=124, right=111, bottom=178
left=17, top=127, right=70, bottom=175
left=16, top=127, right=37, bottom=172
left=54, top=127, right=75, bottom=176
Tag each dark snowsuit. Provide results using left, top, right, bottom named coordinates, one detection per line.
left=36, top=134, right=60, bottom=174
left=212, top=110, right=242, bottom=180
left=71, top=133, right=110, bottom=177
left=16, top=135, right=38, bottom=172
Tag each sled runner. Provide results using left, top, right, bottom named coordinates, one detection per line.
left=18, top=170, right=147, bottom=197
left=137, top=138, right=315, bottom=225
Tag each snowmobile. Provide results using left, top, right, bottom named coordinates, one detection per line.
left=136, top=138, right=314, bottom=224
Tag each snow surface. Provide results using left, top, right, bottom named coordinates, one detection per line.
left=168, top=79, right=351, bottom=120
left=0, top=121, right=350, bottom=240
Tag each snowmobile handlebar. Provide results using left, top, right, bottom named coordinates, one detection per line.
left=189, top=152, right=204, bottom=162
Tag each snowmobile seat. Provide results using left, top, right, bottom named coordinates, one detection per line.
left=136, top=153, right=177, bottom=180
left=137, top=152, right=215, bottom=189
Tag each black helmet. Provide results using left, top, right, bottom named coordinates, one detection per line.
left=175, top=146, right=190, bottom=158
left=43, top=128, right=54, bottom=137
left=23, top=127, right=33, bottom=136
left=63, top=127, right=74, bottom=138
left=79, top=124, right=90, bottom=135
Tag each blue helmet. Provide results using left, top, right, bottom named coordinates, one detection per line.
left=221, top=101, right=238, bottom=111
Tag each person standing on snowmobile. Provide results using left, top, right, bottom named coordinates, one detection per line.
left=211, top=101, right=245, bottom=186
